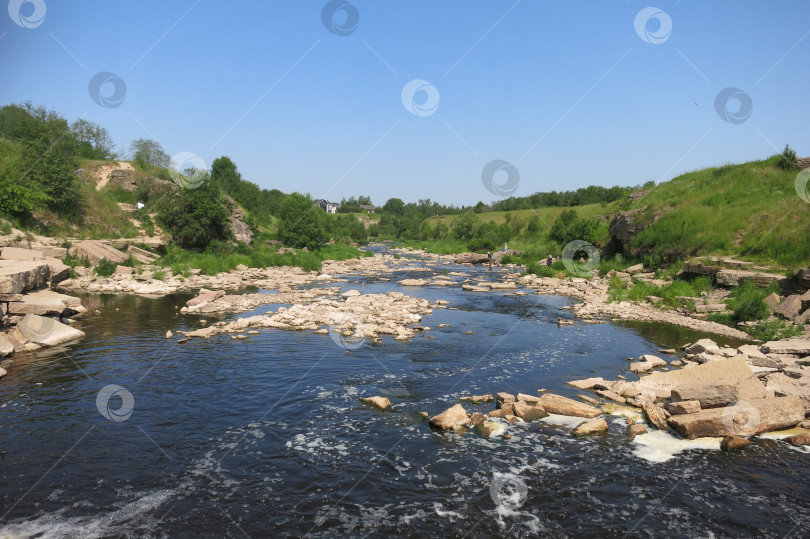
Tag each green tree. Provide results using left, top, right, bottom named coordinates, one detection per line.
left=776, top=144, right=798, bottom=171
left=130, top=138, right=170, bottom=169
left=157, top=174, right=232, bottom=249
left=382, top=197, right=405, bottom=216
left=277, top=193, right=327, bottom=250
left=71, top=119, right=116, bottom=159
left=0, top=139, right=49, bottom=215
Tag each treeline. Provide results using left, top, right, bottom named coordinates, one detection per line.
left=491, top=184, right=648, bottom=212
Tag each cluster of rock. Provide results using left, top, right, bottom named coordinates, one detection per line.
left=453, top=250, right=523, bottom=265
left=0, top=247, right=87, bottom=373
left=177, top=290, right=435, bottom=343
left=568, top=337, right=810, bottom=448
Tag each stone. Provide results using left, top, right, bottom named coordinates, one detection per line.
left=459, top=394, right=494, bottom=403
left=763, top=292, right=782, bottom=312
left=126, top=245, right=159, bottom=264
left=765, top=373, right=810, bottom=413
left=44, top=257, right=70, bottom=283
left=567, top=377, right=606, bottom=390
left=787, top=433, right=810, bottom=446
left=643, top=403, right=670, bottom=431
left=399, top=279, right=427, bottom=286
left=0, top=247, right=44, bottom=261
left=0, top=261, right=50, bottom=294
left=671, top=383, right=740, bottom=408
left=360, top=396, right=391, bottom=410
left=630, top=355, right=667, bottom=373
left=113, top=265, right=134, bottom=276
left=738, top=344, right=769, bottom=360
left=187, top=289, right=225, bottom=307
left=636, top=358, right=767, bottom=403
left=429, top=403, right=470, bottom=430
left=341, top=289, right=361, bottom=297
left=474, top=420, right=502, bottom=438
left=70, top=240, right=128, bottom=264
left=668, top=400, right=701, bottom=415
left=0, top=335, right=13, bottom=358
left=7, top=289, right=81, bottom=316
left=595, top=389, right=626, bottom=404
left=721, top=436, right=752, bottom=451
left=683, top=338, right=720, bottom=355
left=775, top=295, right=803, bottom=320
left=495, top=392, right=516, bottom=409
left=14, top=314, right=85, bottom=346
left=628, top=424, right=647, bottom=441
left=715, top=269, right=786, bottom=288
left=234, top=264, right=249, bottom=272
left=658, top=348, right=677, bottom=355
left=511, top=400, right=548, bottom=421
left=761, top=339, right=810, bottom=356
left=516, top=393, right=542, bottom=404
left=165, top=330, right=173, bottom=339
left=578, top=394, right=600, bottom=405
left=626, top=263, right=644, bottom=274
left=539, top=393, right=602, bottom=418
left=668, top=397, right=804, bottom=439
left=573, top=418, right=608, bottom=436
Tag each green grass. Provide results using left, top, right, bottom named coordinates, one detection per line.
left=607, top=275, right=713, bottom=308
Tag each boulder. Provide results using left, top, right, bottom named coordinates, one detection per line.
left=787, top=433, right=810, bottom=446
left=567, top=377, right=607, bottom=390
left=595, top=389, right=626, bottom=404
left=13, top=314, right=85, bottom=346
left=761, top=339, right=810, bottom=356
left=341, top=289, right=361, bottom=297
left=539, top=393, right=602, bottom=418
left=70, top=240, right=128, bottom=264
left=668, top=397, right=804, bottom=439
left=683, top=339, right=720, bottom=355
left=429, top=403, right=470, bottom=430
left=721, top=435, right=752, bottom=451
left=668, top=400, right=701, bottom=415
left=7, top=289, right=81, bottom=316
left=360, top=396, right=391, bottom=410
left=799, top=268, right=810, bottom=288
left=671, top=383, right=740, bottom=408
left=573, top=418, right=608, bottom=436
left=630, top=355, right=667, bottom=373
left=459, top=394, right=494, bottom=403
left=643, top=403, right=669, bottom=431
left=628, top=423, right=647, bottom=441
left=45, top=257, right=70, bottom=283
left=775, top=295, right=803, bottom=320
left=453, top=252, right=490, bottom=265
left=399, top=279, right=427, bottom=286
left=0, top=261, right=50, bottom=294
left=474, top=420, right=502, bottom=438
left=763, top=293, right=782, bottom=312
left=0, top=247, right=45, bottom=261
left=113, top=265, right=134, bottom=277
left=765, top=373, right=810, bottom=413
left=0, top=335, right=13, bottom=358
left=496, top=392, right=516, bottom=409
left=516, top=393, right=542, bottom=404
left=636, top=358, right=767, bottom=403
left=126, top=245, right=160, bottom=264
left=187, top=289, right=225, bottom=307
left=626, top=263, right=644, bottom=274
left=715, top=269, right=787, bottom=288
left=511, top=400, right=548, bottom=421
left=738, top=344, right=768, bottom=360
left=578, top=394, right=600, bottom=405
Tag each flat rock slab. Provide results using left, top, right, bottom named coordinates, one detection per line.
left=0, top=247, right=44, bottom=261
left=71, top=240, right=128, bottom=264
left=761, top=339, right=810, bottom=356
left=636, top=358, right=767, bottom=402
left=13, top=313, right=85, bottom=346
left=7, top=289, right=81, bottom=316
left=668, top=396, right=804, bottom=439
left=540, top=393, right=602, bottom=418
left=0, top=261, right=50, bottom=294
left=400, top=279, right=427, bottom=286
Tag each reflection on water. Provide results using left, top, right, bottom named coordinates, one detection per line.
left=0, top=258, right=807, bottom=537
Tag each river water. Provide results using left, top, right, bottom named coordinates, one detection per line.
left=0, top=253, right=808, bottom=538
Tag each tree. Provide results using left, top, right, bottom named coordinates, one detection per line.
left=157, top=174, right=232, bottom=249
left=776, top=144, right=798, bottom=171
left=277, top=193, right=327, bottom=250
left=130, top=138, right=170, bottom=169
left=0, top=139, right=48, bottom=215
left=71, top=119, right=116, bottom=159
left=382, top=197, right=405, bottom=216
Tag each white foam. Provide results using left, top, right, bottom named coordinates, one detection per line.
left=632, top=430, right=721, bottom=463
left=540, top=414, right=588, bottom=429
left=432, top=502, right=464, bottom=520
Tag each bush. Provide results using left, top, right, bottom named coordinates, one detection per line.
left=726, top=280, right=774, bottom=322
left=776, top=144, right=798, bottom=171
left=277, top=193, right=327, bottom=250
left=94, top=258, right=117, bottom=277
left=525, top=262, right=554, bottom=277
left=157, top=175, right=232, bottom=250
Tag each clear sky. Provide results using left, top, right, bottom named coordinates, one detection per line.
left=2, top=0, right=809, bottom=207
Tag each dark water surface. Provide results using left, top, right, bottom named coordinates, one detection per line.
left=0, top=257, right=808, bottom=538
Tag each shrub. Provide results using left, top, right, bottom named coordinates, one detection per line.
left=726, top=280, right=773, bottom=322
left=277, top=193, right=327, bottom=250
left=776, top=144, right=798, bottom=171
left=94, top=258, right=117, bottom=277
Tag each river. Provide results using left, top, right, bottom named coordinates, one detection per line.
left=0, top=253, right=808, bottom=537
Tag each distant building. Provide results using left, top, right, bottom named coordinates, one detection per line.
left=313, top=199, right=339, bottom=214
left=359, top=204, right=376, bottom=214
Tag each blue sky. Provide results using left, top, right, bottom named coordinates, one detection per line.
left=2, top=1, right=809, bottom=206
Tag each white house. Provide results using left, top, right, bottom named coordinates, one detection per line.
left=313, top=199, right=339, bottom=214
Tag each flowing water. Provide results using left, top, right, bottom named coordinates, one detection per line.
left=0, top=254, right=808, bottom=538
